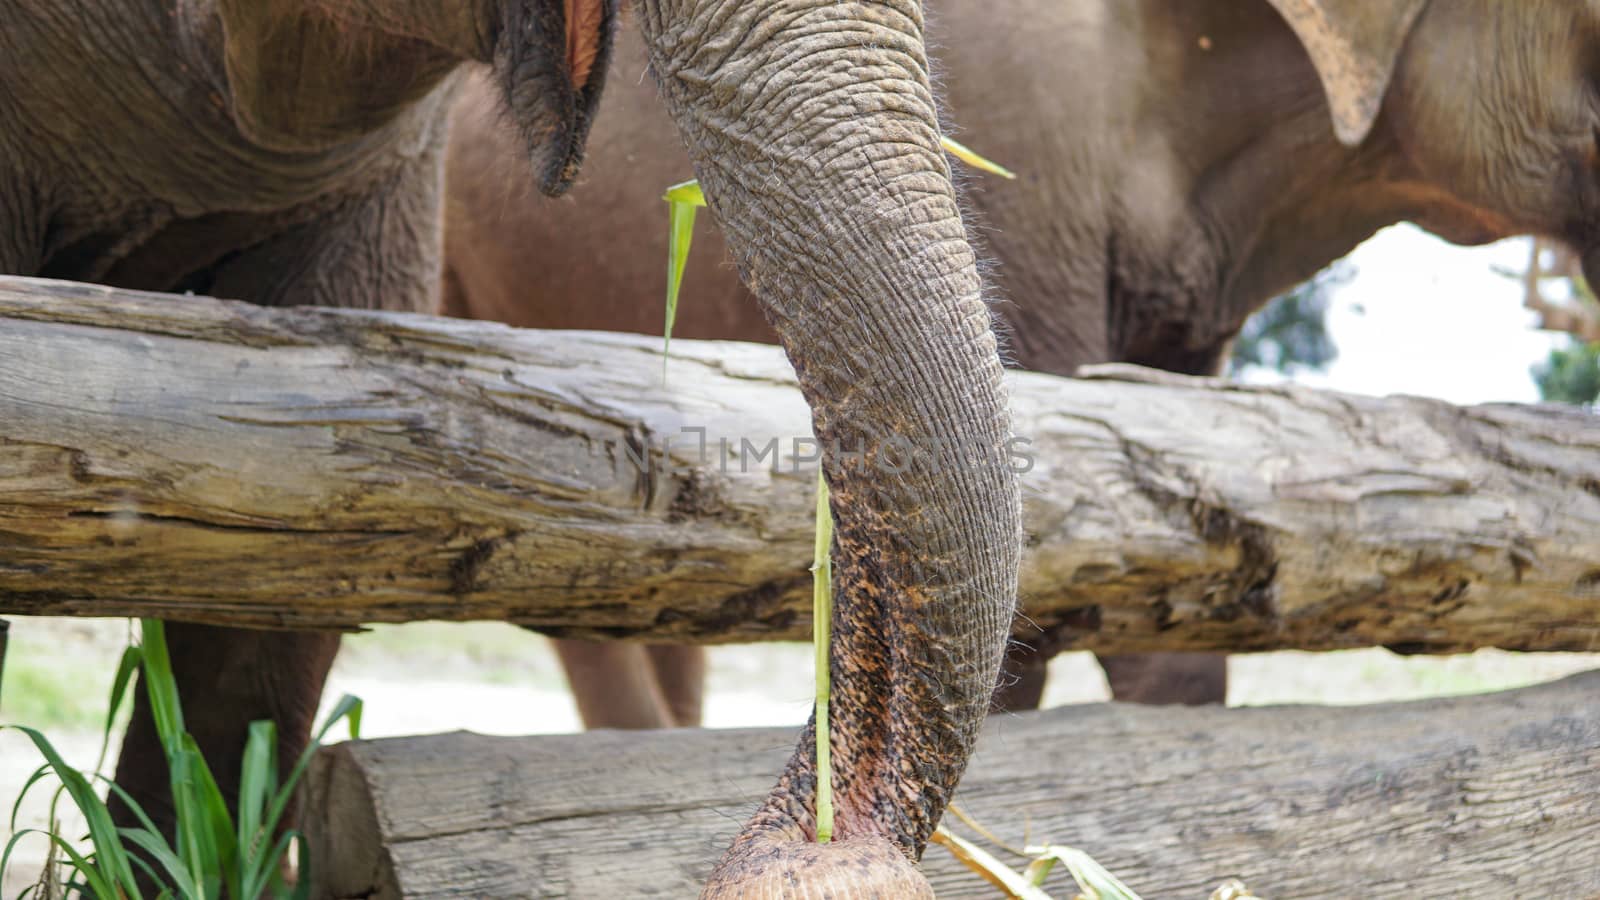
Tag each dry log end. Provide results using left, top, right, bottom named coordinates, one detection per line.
left=302, top=743, right=401, bottom=900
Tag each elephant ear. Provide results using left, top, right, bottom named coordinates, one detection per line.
left=1263, top=0, right=1430, bottom=146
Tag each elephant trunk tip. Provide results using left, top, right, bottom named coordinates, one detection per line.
left=700, top=834, right=934, bottom=900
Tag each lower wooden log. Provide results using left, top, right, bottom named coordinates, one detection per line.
left=303, top=671, right=1600, bottom=899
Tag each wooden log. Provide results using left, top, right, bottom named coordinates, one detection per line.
left=0, top=275, right=1598, bottom=653
left=302, top=671, right=1600, bottom=899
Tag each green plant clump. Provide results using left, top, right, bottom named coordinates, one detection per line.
left=2, top=620, right=361, bottom=900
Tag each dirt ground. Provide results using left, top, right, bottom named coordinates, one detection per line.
left=4, top=616, right=1598, bottom=896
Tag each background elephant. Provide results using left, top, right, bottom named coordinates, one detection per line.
left=445, top=0, right=1600, bottom=718
left=2, top=1, right=1023, bottom=892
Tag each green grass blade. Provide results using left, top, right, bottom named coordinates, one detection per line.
left=2, top=725, right=141, bottom=896
left=137, top=620, right=185, bottom=756
left=317, top=693, right=363, bottom=743
left=8, top=765, right=53, bottom=832
left=33, top=833, right=120, bottom=900
left=118, top=827, right=198, bottom=900
left=810, top=470, right=834, bottom=844
left=177, top=734, right=237, bottom=893
left=101, top=778, right=166, bottom=842
left=126, top=852, right=185, bottom=900
left=1, top=828, right=49, bottom=896
left=241, top=829, right=302, bottom=900
left=236, top=720, right=276, bottom=874
left=97, top=644, right=145, bottom=775
left=135, top=619, right=234, bottom=886
left=172, top=754, right=209, bottom=891
left=261, top=694, right=363, bottom=847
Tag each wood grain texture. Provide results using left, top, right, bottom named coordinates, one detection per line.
left=1, top=275, right=1598, bottom=653
left=303, top=672, right=1600, bottom=899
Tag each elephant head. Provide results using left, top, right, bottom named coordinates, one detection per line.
left=1266, top=0, right=1600, bottom=285
left=213, top=0, right=1022, bottom=894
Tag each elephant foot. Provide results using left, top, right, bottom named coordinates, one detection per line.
left=701, top=832, right=932, bottom=899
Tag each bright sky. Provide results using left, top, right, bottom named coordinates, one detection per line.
left=1244, top=224, right=1565, bottom=405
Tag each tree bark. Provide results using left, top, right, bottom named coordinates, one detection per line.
left=301, top=671, right=1600, bottom=899
left=0, top=275, right=1597, bottom=653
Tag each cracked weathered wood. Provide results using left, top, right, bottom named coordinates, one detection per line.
left=0, top=275, right=1598, bottom=653
left=302, top=671, right=1600, bottom=899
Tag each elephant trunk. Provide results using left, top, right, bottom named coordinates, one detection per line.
left=636, top=0, right=1022, bottom=894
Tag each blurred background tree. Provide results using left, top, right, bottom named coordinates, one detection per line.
left=1229, top=263, right=1351, bottom=377
left=1252, top=237, right=1600, bottom=406
left=1532, top=340, right=1600, bottom=405
left=1503, top=239, right=1600, bottom=406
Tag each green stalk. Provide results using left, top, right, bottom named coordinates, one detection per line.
left=811, top=469, right=834, bottom=843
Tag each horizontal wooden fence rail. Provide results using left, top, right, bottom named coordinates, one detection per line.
left=1, top=275, right=1597, bottom=653
left=303, top=672, right=1600, bottom=899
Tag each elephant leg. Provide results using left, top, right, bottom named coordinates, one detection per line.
left=1098, top=652, right=1227, bottom=705
left=644, top=644, right=705, bottom=728
left=990, top=641, right=1050, bottom=713
left=550, top=638, right=676, bottom=730
left=109, top=624, right=340, bottom=838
